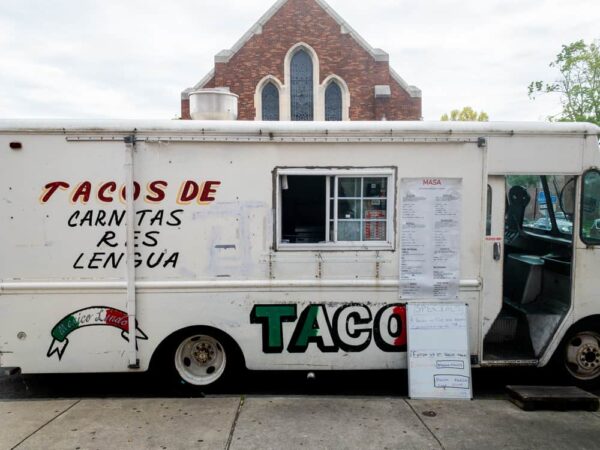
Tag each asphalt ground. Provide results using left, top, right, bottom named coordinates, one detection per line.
left=1, top=365, right=597, bottom=399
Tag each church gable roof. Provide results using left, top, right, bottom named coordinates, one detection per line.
left=185, top=0, right=421, bottom=98
left=216, top=0, right=388, bottom=64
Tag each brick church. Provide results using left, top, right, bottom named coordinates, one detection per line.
left=181, top=0, right=421, bottom=121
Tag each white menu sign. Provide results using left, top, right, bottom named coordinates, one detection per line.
left=407, top=302, right=472, bottom=400
left=400, top=178, right=462, bottom=300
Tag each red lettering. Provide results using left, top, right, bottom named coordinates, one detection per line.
left=199, top=181, right=221, bottom=203
left=40, top=181, right=70, bottom=203
left=41, top=179, right=220, bottom=204
left=120, top=182, right=141, bottom=202
left=146, top=180, right=168, bottom=203
left=178, top=181, right=199, bottom=204
left=98, top=181, right=117, bottom=203
left=71, top=181, right=92, bottom=204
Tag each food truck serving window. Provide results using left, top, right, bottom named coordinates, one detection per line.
left=276, top=168, right=395, bottom=250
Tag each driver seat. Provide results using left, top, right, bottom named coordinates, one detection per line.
left=505, top=185, right=530, bottom=243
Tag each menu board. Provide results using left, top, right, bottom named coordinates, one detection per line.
left=407, top=302, right=472, bottom=400
left=400, top=178, right=462, bottom=300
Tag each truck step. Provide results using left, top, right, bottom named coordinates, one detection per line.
left=506, top=385, right=599, bottom=411
left=1, top=367, right=20, bottom=377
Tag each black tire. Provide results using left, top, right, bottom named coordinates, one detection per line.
left=152, top=327, right=243, bottom=394
left=554, top=321, right=600, bottom=390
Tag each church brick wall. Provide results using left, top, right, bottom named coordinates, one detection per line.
left=182, top=0, right=421, bottom=121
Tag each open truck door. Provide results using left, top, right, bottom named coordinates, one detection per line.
left=480, top=176, right=507, bottom=364
left=482, top=174, right=578, bottom=364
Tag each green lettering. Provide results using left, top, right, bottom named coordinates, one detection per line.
left=291, top=305, right=319, bottom=349
left=250, top=305, right=297, bottom=353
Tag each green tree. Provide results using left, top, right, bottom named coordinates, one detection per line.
left=528, top=39, right=600, bottom=126
left=507, top=175, right=539, bottom=188
left=440, top=106, right=489, bottom=121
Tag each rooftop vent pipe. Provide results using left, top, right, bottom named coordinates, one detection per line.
left=189, top=88, right=238, bottom=120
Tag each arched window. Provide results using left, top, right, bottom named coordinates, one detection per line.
left=325, top=82, right=342, bottom=121
left=290, top=50, right=314, bottom=121
left=262, top=82, right=280, bottom=121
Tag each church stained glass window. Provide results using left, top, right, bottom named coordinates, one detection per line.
left=325, top=82, right=342, bottom=121
left=262, top=82, right=279, bottom=121
left=290, top=50, right=314, bottom=121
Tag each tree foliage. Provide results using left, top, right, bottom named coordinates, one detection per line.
left=528, top=40, right=600, bottom=126
left=507, top=175, right=539, bottom=188
left=440, top=106, right=489, bottom=121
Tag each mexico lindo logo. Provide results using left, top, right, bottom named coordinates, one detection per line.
left=47, top=307, right=148, bottom=361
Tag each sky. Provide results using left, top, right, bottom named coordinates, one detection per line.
left=0, top=0, right=598, bottom=121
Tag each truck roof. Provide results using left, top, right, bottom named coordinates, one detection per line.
left=0, top=120, right=598, bottom=138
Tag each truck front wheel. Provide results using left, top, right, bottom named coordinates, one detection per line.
left=551, top=317, right=600, bottom=389
left=560, top=327, right=600, bottom=389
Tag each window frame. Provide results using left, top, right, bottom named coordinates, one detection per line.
left=275, top=167, right=396, bottom=251
left=580, top=168, right=600, bottom=246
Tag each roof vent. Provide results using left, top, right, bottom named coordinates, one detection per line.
left=189, top=88, right=239, bottom=120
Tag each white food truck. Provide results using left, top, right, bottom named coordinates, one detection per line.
left=1, top=119, right=599, bottom=389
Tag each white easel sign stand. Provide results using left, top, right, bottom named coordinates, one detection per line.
left=407, top=302, right=473, bottom=400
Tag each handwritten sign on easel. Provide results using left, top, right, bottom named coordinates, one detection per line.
left=407, top=302, right=472, bottom=400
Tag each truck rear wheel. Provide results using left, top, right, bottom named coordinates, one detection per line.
left=174, top=334, right=228, bottom=386
left=156, top=327, right=242, bottom=392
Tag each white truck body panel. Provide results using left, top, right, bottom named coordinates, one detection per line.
left=0, top=120, right=598, bottom=374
